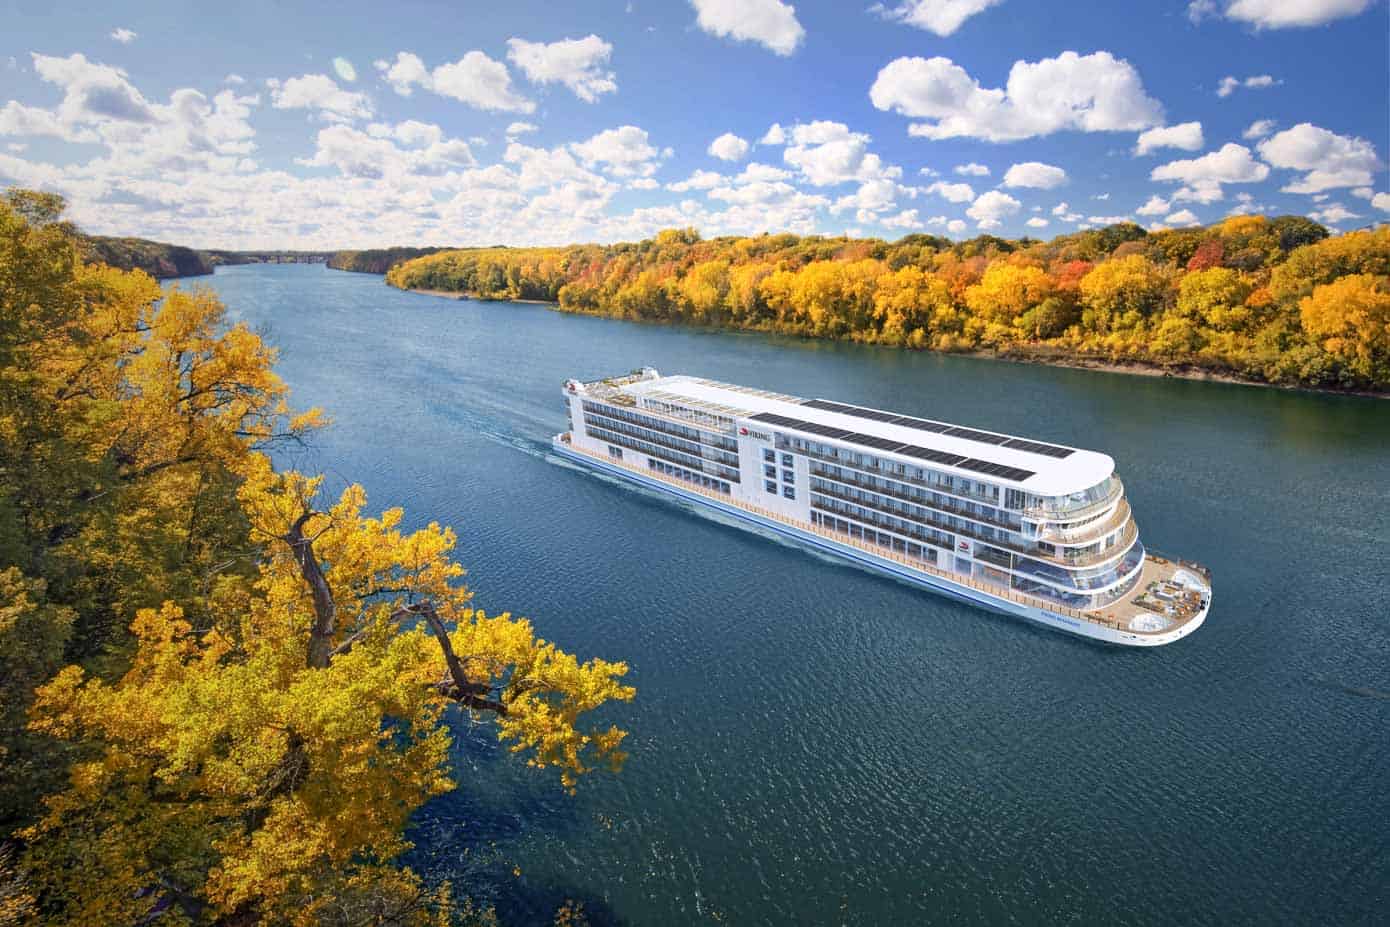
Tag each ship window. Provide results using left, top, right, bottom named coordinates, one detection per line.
left=763, top=448, right=775, bottom=462
left=764, top=465, right=776, bottom=479
left=782, top=469, right=795, bottom=484
left=782, top=453, right=793, bottom=467
left=783, top=486, right=796, bottom=500
left=608, top=445, right=623, bottom=459
left=765, top=480, right=777, bottom=494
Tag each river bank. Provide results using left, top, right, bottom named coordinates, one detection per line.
left=393, top=282, right=1386, bottom=399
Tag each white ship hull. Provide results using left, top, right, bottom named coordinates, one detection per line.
left=552, top=438, right=1209, bottom=647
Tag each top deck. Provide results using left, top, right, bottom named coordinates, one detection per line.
left=608, top=373, right=1115, bottom=498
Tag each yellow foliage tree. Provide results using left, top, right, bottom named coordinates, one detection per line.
left=24, top=454, right=634, bottom=926
left=963, top=264, right=1053, bottom=326
left=1298, top=274, right=1390, bottom=383
left=1176, top=267, right=1255, bottom=331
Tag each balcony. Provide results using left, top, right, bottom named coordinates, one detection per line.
left=1037, top=498, right=1131, bottom=545
left=809, top=463, right=1021, bottom=533
left=811, top=480, right=1136, bottom=571
left=1024, top=477, right=1125, bottom=522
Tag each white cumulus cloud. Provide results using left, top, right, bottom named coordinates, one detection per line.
left=925, top=180, right=975, bottom=202
left=268, top=73, right=372, bottom=122
left=689, top=0, right=805, bottom=56
left=1308, top=202, right=1361, bottom=224
left=506, top=35, right=617, bottom=102
left=782, top=121, right=901, bottom=186
left=1002, top=161, right=1067, bottom=189
left=953, top=162, right=990, bottom=176
left=1256, top=123, right=1381, bottom=193
left=1136, top=194, right=1171, bottom=216
left=760, top=123, right=787, bottom=145
left=375, top=51, right=534, bottom=113
left=1216, top=74, right=1278, bottom=98
left=870, top=51, right=1163, bottom=142
left=1151, top=143, right=1269, bottom=188
left=1134, top=121, right=1203, bottom=156
left=1196, top=0, right=1372, bottom=29
left=966, top=189, right=1020, bottom=228
left=876, top=0, right=1005, bottom=36
left=1242, top=119, right=1277, bottom=140
left=571, top=125, right=665, bottom=178
left=110, top=28, right=137, bottom=44
left=708, top=132, right=751, bottom=161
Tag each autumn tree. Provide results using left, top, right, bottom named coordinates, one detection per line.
left=1298, top=274, right=1390, bottom=384
left=23, top=455, right=634, bottom=925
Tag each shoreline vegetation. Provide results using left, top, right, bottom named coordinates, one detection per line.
left=3, top=191, right=633, bottom=923
left=382, top=220, right=1390, bottom=395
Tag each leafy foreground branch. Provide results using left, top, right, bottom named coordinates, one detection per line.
left=0, top=188, right=634, bottom=926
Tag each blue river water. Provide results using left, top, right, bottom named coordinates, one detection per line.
left=184, top=264, right=1388, bottom=926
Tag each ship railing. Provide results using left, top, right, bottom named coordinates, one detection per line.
left=810, top=482, right=1137, bottom=570
left=559, top=440, right=1149, bottom=633
left=790, top=444, right=1004, bottom=509
left=1022, top=478, right=1125, bottom=522
left=1037, top=499, right=1130, bottom=543
left=808, top=464, right=1022, bottom=533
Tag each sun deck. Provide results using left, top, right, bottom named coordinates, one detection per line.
left=615, top=373, right=1114, bottom=497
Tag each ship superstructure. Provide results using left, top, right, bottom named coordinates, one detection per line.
left=552, top=369, right=1210, bottom=646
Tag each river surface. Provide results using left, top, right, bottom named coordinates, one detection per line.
left=184, top=264, right=1389, bottom=926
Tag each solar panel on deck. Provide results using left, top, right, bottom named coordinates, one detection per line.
left=801, top=399, right=859, bottom=415
left=958, top=458, right=1035, bottom=481
left=1003, top=437, right=1074, bottom=458
left=853, top=434, right=907, bottom=452
left=889, top=415, right=952, bottom=433
left=753, top=411, right=1038, bottom=482
left=945, top=426, right=1011, bottom=445
left=857, top=408, right=901, bottom=422
left=898, top=445, right=966, bottom=467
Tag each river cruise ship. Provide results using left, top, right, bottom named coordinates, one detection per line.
left=552, top=369, right=1211, bottom=646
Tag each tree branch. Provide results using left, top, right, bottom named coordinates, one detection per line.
left=284, top=511, right=337, bottom=669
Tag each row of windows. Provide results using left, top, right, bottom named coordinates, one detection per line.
left=582, top=400, right=738, bottom=453
left=639, top=399, right=737, bottom=435
left=811, top=502, right=1135, bottom=607
left=810, top=477, right=1017, bottom=548
left=783, top=435, right=1005, bottom=509
left=649, top=458, right=732, bottom=495
left=809, top=461, right=1021, bottom=534
left=586, top=423, right=709, bottom=475
left=584, top=408, right=740, bottom=469
left=811, top=511, right=941, bottom=565
left=812, top=495, right=956, bottom=553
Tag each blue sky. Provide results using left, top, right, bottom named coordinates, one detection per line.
left=1, top=0, right=1386, bottom=248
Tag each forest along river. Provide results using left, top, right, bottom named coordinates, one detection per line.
left=182, top=263, right=1389, bottom=927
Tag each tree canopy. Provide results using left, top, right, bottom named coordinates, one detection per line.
left=386, top=216, right=1389, bottom=392
left=0, top=187, right=633, bottom=925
